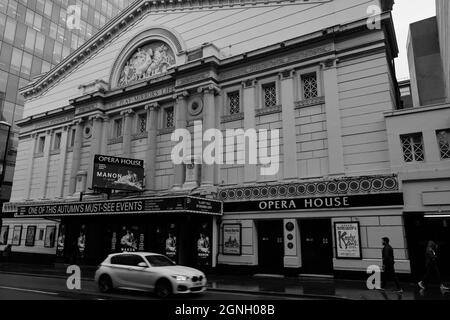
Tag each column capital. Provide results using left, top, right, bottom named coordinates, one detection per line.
left=172, top=90, right=189, bottom=101
left=88, top=113, right=108, bottom=121
left=120, top=109, right=135, bottom=117
left=320, top=58, right=339, bottom=70
left=145, top=102, right=160, bottom=111
left=242, top=79, right=258, bottom=88
left=279, top=69, right=295, bottom=79
left=62, top=125, right=70, bottom=131
left=72, top=118, right=85, bottom=126
left=31, top=132, right=38, bottom=139
left=197, top=84, right=220, bottom=95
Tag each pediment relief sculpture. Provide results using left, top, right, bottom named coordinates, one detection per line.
left=118, top=41, right=176, bottom=86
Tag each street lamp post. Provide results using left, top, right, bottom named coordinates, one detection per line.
left=0, top=120, right=12, bottom=230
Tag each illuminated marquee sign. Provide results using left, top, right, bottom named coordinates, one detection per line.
left=15, top=196, right=222, bottom=217
left=223, top=193, right=404, bottom=212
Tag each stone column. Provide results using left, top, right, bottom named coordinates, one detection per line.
left=56, top=126, right=69, bottom=198
left=172, top=91, right=188, bottom=190
left=87, top=114, right=106, bottom=190
left=24, top=133, right=37, bottom=200
left=121, top=109, right=134, bottom=158
left=144, top=103, right=159, bottom=192
left=41, top=129, right=53, bottom=199
left=199, top=85, right=219, bottom=187
left=280, top=70, right=298, bottom=180
left=321, top=59, right=345, bottom=176
left=69, top=119, right=84, bottom=195
left=243, top=80, right=257, bottom=183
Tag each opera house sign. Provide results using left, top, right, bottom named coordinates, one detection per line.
left=118, top=41, right=176, bottom=86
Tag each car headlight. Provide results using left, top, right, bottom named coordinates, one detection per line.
left=172, top=275, right=189, bottom=281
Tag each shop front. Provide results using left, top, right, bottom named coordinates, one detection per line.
left=16, top=196, right=222, bottom=269
left=217, top=178, right=410, bottom=276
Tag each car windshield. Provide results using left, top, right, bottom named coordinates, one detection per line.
left=146, top=255, right=176, bottom=267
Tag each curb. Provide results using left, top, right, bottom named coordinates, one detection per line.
left=206, top=287, right=354, bottom=300
left=0, top=270, right=95, bottom=282
left=0, top=270, right=353, bottom=300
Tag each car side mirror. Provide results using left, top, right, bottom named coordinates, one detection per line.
left=138, top=262, right=148, bottom=268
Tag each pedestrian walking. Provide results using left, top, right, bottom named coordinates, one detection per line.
left=418, top=241, right=449, bottom=291
left=380, top=237, right=403, bottom=293
left=2, top=244, right=12, bottom=263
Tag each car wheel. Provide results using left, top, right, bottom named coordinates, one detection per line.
left=155, top=279, right=172, bottom=298
left=98, top=275, right=113, bottom=293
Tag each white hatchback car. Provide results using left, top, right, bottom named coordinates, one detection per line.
left=94, top=252, right=207, bottom=298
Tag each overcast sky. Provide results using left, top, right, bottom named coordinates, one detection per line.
left=392, top=0, right=437, bottom=80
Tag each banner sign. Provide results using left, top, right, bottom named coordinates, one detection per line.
left=15, top=196, right=222, bottom=217
left=223, top=193, right=404, bottom=213
left=334, top=222, right=362, bottom=259
left=92, top=155, right=145, bottom=192
left=223, top=224, right=242, bottom=255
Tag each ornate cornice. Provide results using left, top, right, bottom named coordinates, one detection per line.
left=19, top=0, right=337, bottom=100
left=218, top=175, right=400, bottom=202
left=19, top=0, right=395, bottom=101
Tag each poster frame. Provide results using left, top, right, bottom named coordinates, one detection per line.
left=44, top=225, right=57, bottom=248
left=25, top=225, right=37, bottom=247
left=12, top=225, right=22, bottom=246
left=334, top=221, right=363, bottom=260
left=222, top=224, right=242, bottom=256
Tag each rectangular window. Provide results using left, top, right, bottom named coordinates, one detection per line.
left=21, top=52, right=32, bottom=76
left=114, top=118, right=123, bottom=137
left=263, top=83, right=277, bottom=108
left=41, top=60, right=51, bottom=74
left=37, top=136, right=46, bottom=153
left=49, top=21, right=57, bottom=39
left=33, top=13, right=42, bottom=31
left=401, top=133, right=425, bottom=162
left=25, top=27, right=36, bottom=51
left=25, top=9, right=34, bottom=26
left=301, top=73, right=318, bottom=99
left=165, top=107, right=174, bottom=128
left=53, top=132, right=62, bottom=150
left=35, top=33, right=45, bottom=56
left=4, top=17, right=16, bottom=43
left=138, top=113, right=147, bottom=133
left=44, top=0, right=52, bottom=17
left=436, top=130, right=450, bottom=160
left=227, top=91, right=240, bottom=115
left=10, top=48, right=23, bottom=74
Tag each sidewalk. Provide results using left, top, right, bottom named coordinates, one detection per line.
left=0, top=263, right=449, bottom=300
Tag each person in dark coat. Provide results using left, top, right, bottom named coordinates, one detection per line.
left=418, top=241, right=449, bottom=291
left=2, top=244, right=12, bottom=263
left=380, top=237, right=403, bottom=293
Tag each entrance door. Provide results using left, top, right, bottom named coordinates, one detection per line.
left=405, top=215, right=450, bottom=280
left=300, top=219, right=333, bottom=275
left=258, top=220, right=284, bottom=272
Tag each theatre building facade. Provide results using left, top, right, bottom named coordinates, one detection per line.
left=1, top=0, right=411, bottom=275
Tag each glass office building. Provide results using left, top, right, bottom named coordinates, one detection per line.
left=0, top=0, right=134, bottom=207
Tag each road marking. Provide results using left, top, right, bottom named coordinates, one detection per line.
left=0, top=286, right=59, bottom=296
